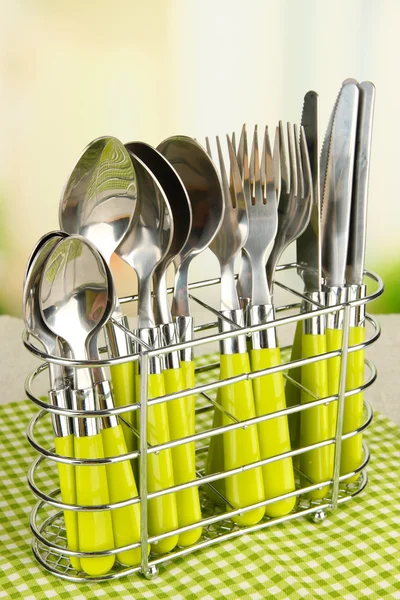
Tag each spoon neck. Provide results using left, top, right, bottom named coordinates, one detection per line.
left=220, top=260, right=240, bottom=311
left=137, top=274, right=155, bottom=330
left=153, top=270, right=172, bottom=325
left=172, top=257, right=191, bottom=317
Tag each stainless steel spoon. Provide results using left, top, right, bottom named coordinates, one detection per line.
left=39, top=235, right=115, bottom=576
left=115, top=153, right=179, bottom=555
left=59, top=135, right=138, bottom=452
left=125, top=141, right=202, bottom=547
left=23, top=231, right=81, bottom=571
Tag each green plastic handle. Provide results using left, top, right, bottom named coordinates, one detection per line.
left=341, top=326, right=365, bottom=481
left=110, top=363, right=137, bottom=455
left=205, top=393, right=225, bottom=505
left=250, top=347, right=296, bottom=517
left=326, top=328, right=343, bottom=440
left=163, top=367, right=202, bottom=546
left=54, top=434, right=80, bottom=571
left=300, top=334, right=331, bottom=499
left=136, top=372, right=179, bottom=554
left=74, top=433, right=115, bottom=576
left=284, top=319, right=303, bottom=457
left=219, top=353, right=265, bottom=525
left=101, top=423, right=145, bottom=566
left=180, top=360, right=196, bottom=435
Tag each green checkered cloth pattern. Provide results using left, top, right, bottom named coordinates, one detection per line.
left=0, top=356, right=399, bottom=599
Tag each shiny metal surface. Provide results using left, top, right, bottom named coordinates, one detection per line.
left=125, top=141, right=192, bottom=326
left=60, top=136, right=137, bottom=266
left=249, top=304, right=277, bottom=349
left=236, top=125, right=278, bottom=306
left=157, top=136, right=224, bottom=317
left=207, top=135, right=248, bottom=312
left=23, top=232, right=72, bottom=437
left=218, top=309, right=247, bottom=354
left=346, top=82, right=375, bottom=286
left=116, top=153, right=173, bottom=331
left=59, top=136, right=137, bottom=358
left=321, top=82, right=359, bottom=288
left=297, top=91, right=322, bottom=292
left=39, top=235, right=113, bottom=391
left=265, top=122, right=312, bottom=290
left=302, top=291, right=326, bottom=335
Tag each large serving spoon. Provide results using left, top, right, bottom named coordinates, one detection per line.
left=116, top=153, right=179, bottom=554
left=59, top=136, right=138, bottom=453
left=125, top=141, right=202, bottom=547
left=23, top=231, right=81, bottom=571
left=40, top=235, right=116, bottom=576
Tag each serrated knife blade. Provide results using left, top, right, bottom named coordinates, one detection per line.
left=321, top=82, right=359, bottom=288
left=297, top=90, right=321, bottom=291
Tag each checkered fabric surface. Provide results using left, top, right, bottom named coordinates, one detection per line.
left=0, top=356, right=399, bottom=599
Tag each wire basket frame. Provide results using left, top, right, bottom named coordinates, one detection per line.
left=23, top=264, right=383, bottom=582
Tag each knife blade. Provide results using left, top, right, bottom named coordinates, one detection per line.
left=341, top=81, right=375, bottom=482
left=321, top=81, right=359, bottom=456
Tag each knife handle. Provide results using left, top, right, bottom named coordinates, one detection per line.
left=250, top=347, right=296, bottom=517
left=54, top=434, right=81, bottom=571
left=220, top=353, right=265, bottom=525
left=341, top=326, right=365, bottom=481
left=326, top=328, right=343, bottom=439
left=284, top=319, right=303, bottom=461
left=179, top=360, right=196, bottom=435
left=136, top=372, right=179, bottom=554
left=163, top=366, right=202, bottom=546
left=101, top=423, right=144, bottom=565
left=74, top=433, right=115, bottom=576
left=205, top=394, right=226, bottom=505
left=300, top=334, right=331, bottom=499
left=110, top=363, right=137, bottom=454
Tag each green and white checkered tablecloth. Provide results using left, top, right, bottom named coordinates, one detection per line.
left=0, top=360, right=399, bottom=599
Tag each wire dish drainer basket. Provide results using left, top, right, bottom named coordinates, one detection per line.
left=23, top=264, right=383, bottom=582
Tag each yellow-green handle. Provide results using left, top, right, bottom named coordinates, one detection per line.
left=74, top=433, right=115, bottom=576
left=284, top=319, right=303, bottom=455
left=326, top=328, right=343, bottom=439
left=102, top=424, right=145, bottom=566
left=250, top=347, right=296, bottom=517
left=300, top=334, right=331, bottom=499
left=220, top=353, right=265, bottom=525
left=205, top=393, right=225, bottom=505
left=163, top=367, right=202, bottom=546
left=136, top=372, right=179, bottom=554
left=54, top=434, right=80, bottom=571
left=110, top=363, right=136, bottom=454
left=180, top=360, right=196, bottom=435
left=341, top=326, right=365, bottom=481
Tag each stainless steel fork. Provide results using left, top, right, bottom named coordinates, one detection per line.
left=205, top=135, right=265, bottom=526
left=235, top=124, right=303, bottom=517
left=266, top=122, right=313, bottom=289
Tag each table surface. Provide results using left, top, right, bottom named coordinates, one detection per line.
left=0, top=375, right=399, bottom=598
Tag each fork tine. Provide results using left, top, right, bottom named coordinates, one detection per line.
left=273, top=126, right=281, bottom=202
left=279, top=121, right=289, bottom=199
left=263, top=126, right=276, bottom=205
left=260, top=126, right=267, bottom=196
left=250, top=125, right=263, bottom=205
left=231, top=131, right=237, bottom=155
left=293, top=124, right=304, bottom=200
left=287, top=122, right=297, bottom=198
left=216, top=135, right=232, bottom=209
left=205, top=137, right=212, bottom=159
left=237, top=124, right=251, bottom=206
left=227, top=134, right=244, bottom=210
left=300, top=125, right=312, bottom=202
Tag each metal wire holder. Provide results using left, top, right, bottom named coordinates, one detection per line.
left=23, top=264, right=383, bottom=582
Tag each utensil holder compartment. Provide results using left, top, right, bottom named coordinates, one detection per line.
left=23, top=264, right=383, bottom=582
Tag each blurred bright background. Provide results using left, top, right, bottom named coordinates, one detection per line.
left=0, top=0, right=398, bottom=316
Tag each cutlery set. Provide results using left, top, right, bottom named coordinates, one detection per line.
left=23, top=78, right=377, bottom=579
